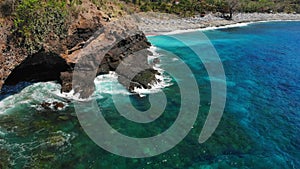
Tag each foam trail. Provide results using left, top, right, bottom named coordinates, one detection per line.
left=154, top=22, right=252, bottom=36
left=0, top=48, right=172, bottom=113
left=133, top=73, right=172, bottom=96
left=93, top=71, right=131, bottom=96
left=147, top=46, right=161, bottom=66
left=133, top=47, right=173, bottom=96
left=0, top=82, right=67, bottom=114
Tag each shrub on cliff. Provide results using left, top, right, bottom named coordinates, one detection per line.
left=126, top=0, right=300, bottom=16
left=0, top=0, right=15, bottom=17
left=13, top=0, right=69, bottom=54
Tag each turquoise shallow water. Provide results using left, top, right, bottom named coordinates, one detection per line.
left=0, top=21, right=299, bottom=168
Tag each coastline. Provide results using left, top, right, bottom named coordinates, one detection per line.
left=163, top=20, right=300, bottom=36
left=137, top=12, right=300, bottom=36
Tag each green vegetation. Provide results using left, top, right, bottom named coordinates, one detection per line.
left=0, top=0, right=299, bottom=54
left=13, top=0, right=69, bottom=54
left=137, top=0, right=207, bottom=17
left=0, top=0, right=128, bottom=54
left=123, top=0, right=300, bottom=17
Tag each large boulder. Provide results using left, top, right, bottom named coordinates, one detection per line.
left=0, top=5, right=158, bottom=98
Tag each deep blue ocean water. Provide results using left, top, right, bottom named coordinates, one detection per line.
left=0, top=21, right=299, bottom=168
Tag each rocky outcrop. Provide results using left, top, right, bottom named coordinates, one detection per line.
left=0, top=2, right=158, bottom=98
left=59, top=29, right=158, bottom=98
left=62, top=17, right=159, bottom=98
left=4, top=51, right=69, bottom=85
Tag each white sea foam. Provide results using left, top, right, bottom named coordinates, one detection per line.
left=0, top=72, right=132, bottom=114
left=133, top=73, right=172, bottom=96
left=0, top=47, right=172, bottom=113
left=133, top=46, right=174, bottom=96
left=57, top=69, right=172, bottom=99
left=147, top=46, right=161, bottom=62
left=163, top=22, right=252, bottom=35
left=54, top=89, right=93, bottom=102
left=93, top=71, right=130, bottom=96
left=0, top=82, right=71, bottom=114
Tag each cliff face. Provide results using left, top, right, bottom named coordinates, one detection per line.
left=0, top=2, right=158, bottom=98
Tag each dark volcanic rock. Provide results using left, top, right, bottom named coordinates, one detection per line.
left=61, top=17, right=158, bottom=98
left=115, top=49, right=159, bottom=91
left=118, top=69, right=159, bottom=91
left=41, top=102, right=52, bottom=110
left=53, top=102, right=65, bottom=110
left=4, top=51, right=70, bottom=85
left=60, top=72, right=73, bottom=93
left=0, top=7, right=158, bottom=98
left=41, top=101, right=65, bottom=110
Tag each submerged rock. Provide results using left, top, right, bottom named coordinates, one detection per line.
left=58, top=116, right=69, bottom=121
left=53, top=102, right=65, bottom=110
left=41, top=102, right=52, bottom=110
left=152, top=58, right=160, bottom=64
left=0, top=148, right=10, bottom=169
left=48, top=135, right=67, bottom=147
left=40, top=102, right=65, bottom=111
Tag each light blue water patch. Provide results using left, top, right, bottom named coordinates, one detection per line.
left=148, top=21, right=300, bottom=168
left=0, top=21, right=299, bottom=168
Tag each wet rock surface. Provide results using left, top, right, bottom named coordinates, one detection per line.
left=63, top=17, right=158, bottom=98
left=0, top=4, right=158, bottom=98
left=41, top=102, right=66, bottom=111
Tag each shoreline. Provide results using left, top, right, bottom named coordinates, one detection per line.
left=162, top=19, right=300, bottom=36
left=136, top=12, right=300, bottom=36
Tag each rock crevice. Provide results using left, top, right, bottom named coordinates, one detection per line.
left=0, top=15, right=158, bottom=98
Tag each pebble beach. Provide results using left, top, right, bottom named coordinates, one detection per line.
left=135, top=12, right=300, bottom=35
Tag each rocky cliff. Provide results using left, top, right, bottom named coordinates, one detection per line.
left=0, top=1, right=158, bottom=98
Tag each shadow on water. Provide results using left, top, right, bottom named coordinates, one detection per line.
left=0, top=82, right=33, bottom=101
left=0, top=50, right=70, bottom=102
